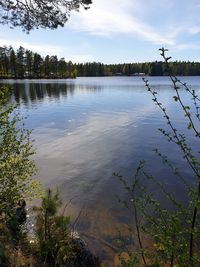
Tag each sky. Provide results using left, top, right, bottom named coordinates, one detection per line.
left=1, top=0, right=200, bottom=63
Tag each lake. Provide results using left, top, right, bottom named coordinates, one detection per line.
left=1, top=76, right=200, bottom=265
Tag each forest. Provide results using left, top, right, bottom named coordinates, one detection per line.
left=1, top=46, right=200, bottom=79
left=0, top=46, right=78, bottom=79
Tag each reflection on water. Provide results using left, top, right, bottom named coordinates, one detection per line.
left=7, top=82, right=103, bottom=106
left=14, top=83, right=76, bottom=104
left=1, top=76, right=200, bottom=265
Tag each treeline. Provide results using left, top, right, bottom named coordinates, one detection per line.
left=0, top=46, right=77, bottom=79
left=75, top=61, right=200, bottom=76
left=1, top=46, right=200, bottom=78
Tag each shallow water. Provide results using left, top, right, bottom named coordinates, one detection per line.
left=1, top=76, right=200, bottom=265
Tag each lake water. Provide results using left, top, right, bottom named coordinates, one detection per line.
left=1, top=76, right=200, bottom=265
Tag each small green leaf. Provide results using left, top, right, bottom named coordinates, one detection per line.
left=173, top=96, right=179, bottom=102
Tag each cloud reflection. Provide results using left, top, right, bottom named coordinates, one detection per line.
left=33, top=103, right=156, bottom=193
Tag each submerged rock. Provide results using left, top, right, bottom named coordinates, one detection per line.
left=69, top=231, right=100, bottom=267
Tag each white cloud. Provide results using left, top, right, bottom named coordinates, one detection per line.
left=174, top=43, right=200, bottom=51
left=67, top=54, right=94, bottom=63
left=188, top=26, right=200, bottom=35
left=0, top=38, right=63, bottom=55
left=69, top=0, right=175, bottom=45
left=67, top=0, right=200, bottom=50
left=0, top=38, right=93, bottom=62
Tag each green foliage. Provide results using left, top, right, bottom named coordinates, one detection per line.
left=0, top=85, right=41, bottom=265
left=119, top=252, right=140, bottom=267
left=116, top=48, right=200, bottom=266
left=33, top=189, right=73, bottom=267
left=0, top=111, right=35, bottom=208
left=0, top=86, right=40, bottom=214
left=0, top=0, right=92, bottom=32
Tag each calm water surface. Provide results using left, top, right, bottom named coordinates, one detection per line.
left=1, top=76, right=200, bottom=264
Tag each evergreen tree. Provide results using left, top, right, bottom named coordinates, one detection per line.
left=9, top=48, right=17, bottom=78
left=0, top=0, right=92, bottom=32
left=25, top=50, right=33, bottom=77
left=33, top=189, right=72, bottom=267
left=16, top=46, right=25, bottom=78
left=33, top=53, right=43, bottom=78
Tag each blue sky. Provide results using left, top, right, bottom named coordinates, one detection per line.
left=1, top=0, right=200, bottom=63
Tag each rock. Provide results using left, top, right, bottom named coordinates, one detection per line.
left=69, top=231, right=101, bottom=267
